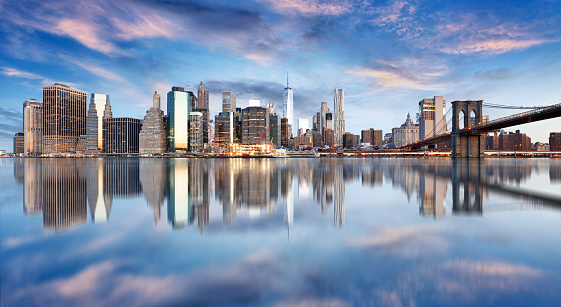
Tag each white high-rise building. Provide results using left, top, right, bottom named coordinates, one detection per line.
left=86, top=94, right=111, bottom=152
left=333, top=89, right=345, bottom=147
left=23, top=99, right=42, bottom=154
left=419, top=96, right=446, bottom=146
left=283, top=75, right=294, bottom=135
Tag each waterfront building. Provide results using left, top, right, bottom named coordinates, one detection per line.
left=208, top=120, right=215, bottom=146
left=294, top=131, right=313, bottom=150
left=192, top=108, right=209, bottom=146
left=535, top=143, right=550, bottom=151
left=222, top=91, right=236, bottom=112
left=384, top=133, right=392, bottom=144
left=13, top=132, right=24, bottom=154
left=334, top=89, right=345, bottom=147
left=313, top=132, right=322, bottom=147
left=320, top=102, right=328, bottom=134
left=324, top=129, right=335, bottom=148
left=361, top=128, right=383, bottom=147
left=499, top=130, right=531, bottom=151
left=189, top=112, right=203, bottom=152
left=139, top=92, right=167, bottom=154
left=550, top=132, right=561, bottom=151
left=343, top=132, right=359, bottom=149
left=42, top=83, right=87, bottom=153
left=281, top=118, right=291, bottom=148
left=168, top=87, right=191, bottom=152
left=197, top=81, right=209, bottom=110
left=215, top=112, right=234, bottom=147
left=22, top=99, right=42, bottom=154
left=86, top=94, right=112, bottom=153
left=419, top=96, right=446, bottom=141
left=283, top=76, right=294, bottom=135
left=269, top=114, right=281, bottom=147
left=485, top=133, right=499, bottom=150
left=392, top=113, right=419, bottom=147
left=76, top=135, right=86, bottom=152
left=242, top=106, right=269, bottom=145
left=104, top=117, right=142, bottom=154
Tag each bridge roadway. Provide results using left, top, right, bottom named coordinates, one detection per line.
left=401, top=103, right=561, bottom=149
left=410, top=161, right=561, bottom=210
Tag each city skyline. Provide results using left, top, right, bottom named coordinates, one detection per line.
left=1, top=0, right=561, bottom=150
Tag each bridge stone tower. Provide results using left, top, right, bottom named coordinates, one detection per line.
left=451, top=100, right=485, bottom=159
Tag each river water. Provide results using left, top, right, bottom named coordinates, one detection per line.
left=1, top=157, right=561, bottom=306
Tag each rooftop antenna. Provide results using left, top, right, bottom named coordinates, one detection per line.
left=286, top=72, right=289, bottom=89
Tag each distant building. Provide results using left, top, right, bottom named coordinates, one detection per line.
left=392, top=113, right=419, bottom=147
left=208, top=120, right=215, bottom=146
left=343, top=132, right=359, bottom=149
left=283, top=76, right=294, bottom=135
left=197, top=81, right=209, bottom=110
left=269, top=114, right=281, bottom=147
left=189, top=112, right=203, bottom=152
left=168, top=87, right=192, bottom=152
left=222, top=91, right=236, bottom=113
left=419, top=96, right=446, bottom=141
left=294, top=131, right=313, bottom=149
left=313, top=132, right=323, bottom=147
left=384, top=133, right=392, bottom=145
left=313, top=112, right=320, bottom=132
left=324, top=129, right=335, bottom=148
left=215, top=112, right=234, bottom=147
left=139, top=92, right=167, bottom=154
left=13, top=132, right=24, bottom=154
left=324, top=112, right=333, bottom=142
left=86, top=94, right=112, bottom=153
left=535, top=143, right=550, bottom=151
left=104, top=118, right=142, bottom=154
left=297, top=118, right=309, bottom=136
left=550, top=132, right=561, bottom=151
left=361, top=128, right=383, bottom=147
left=320, top=102, right=328, bottom=135
left=22, top=99, right=42, bottom=154
left=242, top=106, right=269, bottom=144
left=334, top=89, right=345, bottom=147
left=42, top=83, right=87, bottom=153
left=499, top=130, right=531, bottom=151
left=192, top=108, right=209, bottom=146
left=281, top=118, right=292, bottom=148
left=485, top=133, right=499, bottom=150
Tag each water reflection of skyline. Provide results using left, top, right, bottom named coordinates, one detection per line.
left=15, top=158, right=561, bottom=233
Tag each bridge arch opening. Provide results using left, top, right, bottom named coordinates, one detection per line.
left=458, top=110, right=466, bottom=130
left=469, top=110, right=477, bottom=127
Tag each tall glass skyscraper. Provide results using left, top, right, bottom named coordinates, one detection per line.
left=283, top=76, right=294, bottom=135
left=86, top=94, right=111, bottom=152
left=222, top=91, right=236, bottom=113
left=334, top=89, right=345, bottom=148
left=168, top=87, right=191, bottom=152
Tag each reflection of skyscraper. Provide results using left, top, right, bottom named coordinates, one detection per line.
left=23, top=159, right=43, bottom=215
left=87, top=158, right=112, bottom=223
left=104, top=158, right=142, bottom=198
left=334, top=165, right=345, bottom=227
left=419, top=173, right=447, bottom=219
left=140, top=158, right=168, bottom=224
left=168, top=159, right=190, bottom=229
left=42, top=159, right=87, bottom=231
left=283, top=175, right=294, bottom=230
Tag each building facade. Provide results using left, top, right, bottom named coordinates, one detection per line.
left=86, top=94, right=112, bottom=153
left=334, top=89, right=345, bottom=147
left=103, top=117, right=142, bottom=154
left=168, top=87, right=191, bottom=152
left=242, top=106, right=269, bottom=145
left=23, top=99, right=42, bottom=154
left=324, top=129, right=335, bottom=148
left=13, top=132, right=24, bottom=154
left=222, top=91, right=236, bottom=113
left=215, top=112, right=234, bottom=147
left=281, top=118, right=290, bottom=148
left=189, top=112, right=203, bottom=152
left=392, top=113, right=419, bottom=147
left=361, top=129, right=383, bottom=147
left=550, top=132, right=561, bottom=151
left=419, top=96, right=446, bottom=141
left=269, top=114, right=281, bottom=147
left=139, top=92, right=167, bottom=154
left=197, top=81, right=209, bottom=110
left=320, top=102, right=328, bottom=135
left=283, top=79, right=294, bottom=135
left=42, top=83, right=87, bottom=153
left=499, top=130, right=531, bottom=151
left=343, top=132, right=359, bottom=149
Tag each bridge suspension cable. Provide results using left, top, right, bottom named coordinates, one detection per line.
left=482, top=102, right=544, bottom=110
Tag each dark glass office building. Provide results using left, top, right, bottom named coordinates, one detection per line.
left=241, top=106, right=269, bottom=145
left=103, top=117, right=142, bottom=154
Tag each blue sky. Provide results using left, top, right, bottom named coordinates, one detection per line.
left=1, top=0, right=560, bottom=150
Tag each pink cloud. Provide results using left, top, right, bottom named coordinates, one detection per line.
left=259, top=0, right=350, bottom=15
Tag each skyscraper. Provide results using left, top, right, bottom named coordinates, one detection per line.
left=42, top=83, right=87, bottom=153
left=283, top=74, right=294, bottom=135
left=241, top=106, right=269, bottom=144
left=197, top=81, right=209, bottom=110
left=222, top=91, right=236, bottom=113
left=334, top=89, right=345, bottom=148
left=86, top=94, right=111, bottom=153
left=139, top=92, right=167, bottom=154
left=320, top=102, right=328, bottom=135
left=168, top=87, right=191, bottom=152
left=103, top=117, right=142, bottom=154
left=419, top=96, right=446, bottom=141
left=189, top=112, right=203, bottom=152
left=22, top=99, right=42, bottom=154
left=13, top=132, right=24, bottom=154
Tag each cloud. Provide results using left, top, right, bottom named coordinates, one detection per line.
left=474, top=68, right=512, bottom=80
left=346, top=67, right=442, bottom=91
left=449, top=38, right=551, bottom=55
left=259, top=0, right=351, bottom=16
left=0, top=106, right=23, bottom=145
left=59, top=56, right=125, bottom=82
left=53, top=18, right=120, bottom=55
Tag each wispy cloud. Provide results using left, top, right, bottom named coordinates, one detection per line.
left=259, top=0, right=351, bottom=16
left=346, top=66, right=444, bottom=91
left=60, top=56, right=125, bottom=82
left=1, top=67, right=78, bottom=87
left=449, top=38, right=551, bottom=55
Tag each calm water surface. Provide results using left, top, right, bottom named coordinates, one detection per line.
left=1, top=157, right=561, bottom=307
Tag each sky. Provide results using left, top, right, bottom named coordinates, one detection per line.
left=0, top=0, right=560, bottom=150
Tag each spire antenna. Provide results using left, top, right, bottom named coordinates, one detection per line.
left=286, top=72, right=289, bottom=88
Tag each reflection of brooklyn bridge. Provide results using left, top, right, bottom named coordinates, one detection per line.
left=15, top=158, right=561, bottom=232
